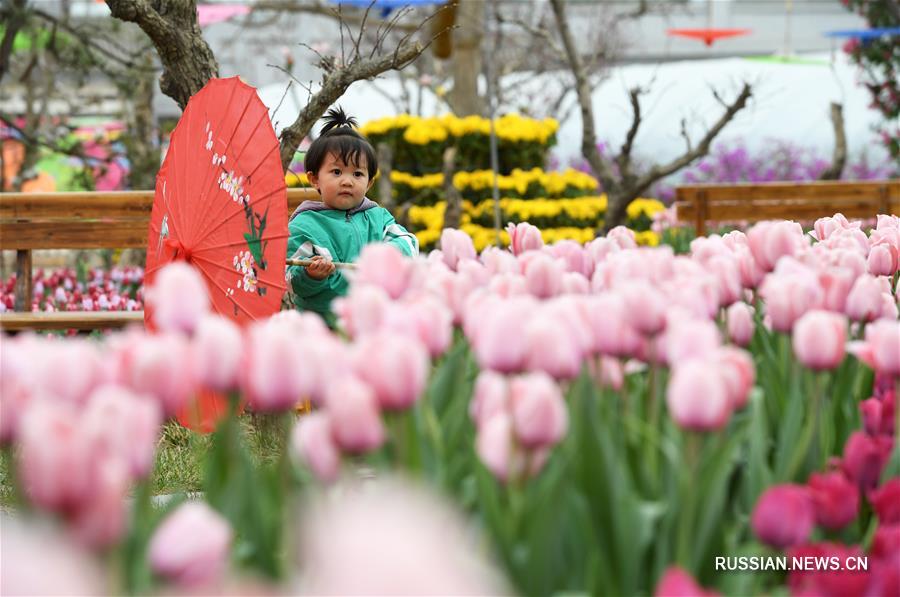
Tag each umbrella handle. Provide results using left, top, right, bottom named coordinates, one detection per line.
left=286, top=258, right=357, bottom=270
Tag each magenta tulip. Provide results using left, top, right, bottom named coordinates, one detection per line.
left=808, top=471, right=859, bottom=530
left=869, top=479, right=900, bottom=524
left=751, top=484, right=814, bottom=548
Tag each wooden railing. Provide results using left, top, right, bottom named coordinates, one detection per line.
left=674, top=180, right=899, bottom=236
left=0, top=188, right=319, bottom=331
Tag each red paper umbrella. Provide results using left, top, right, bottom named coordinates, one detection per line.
left=667, top=28, right=752, bottom=47
left=145, top=76, right=288, bottom=328
left=145, top=77, right=287, bottom=432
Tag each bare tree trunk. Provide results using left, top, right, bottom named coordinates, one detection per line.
left=441, top=146, right=462, bottom=229
left=105, top=0, right=219, bottom=111
left=377, top=142, right=395, bottom=211
left=122, top=54, right=161, bottom=190
left=818, top=102, right=847, bottom=181
left=445, top=0, right=485, bottom=116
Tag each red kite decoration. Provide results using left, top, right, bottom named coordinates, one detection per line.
left=667, top=29, right=752, bottom=47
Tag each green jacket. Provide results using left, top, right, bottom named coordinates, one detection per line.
left=286, top=198, right=418, bottom=318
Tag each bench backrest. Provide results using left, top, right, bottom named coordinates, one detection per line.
left=0, top=188, right=319, bottom=250
left=675, top=180, right=899, bottom=236
left=0, top=188, right=320, bottom=312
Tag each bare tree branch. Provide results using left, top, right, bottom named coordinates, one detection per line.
left=0, top=0, right=28, bottom=83
left=819, top=102, right=847, bottom=181
left=634, top=82, right=752, bottom=191
left=616, top=86, right=646, bottom=180
left=105, top=0, right=219, bottom=110
left=278, top=40, right=425, bottom=169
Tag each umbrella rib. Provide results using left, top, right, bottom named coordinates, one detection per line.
left=192, top=231, right=290, bottom=253
left=190, top=116, right=280, bottom=245
left=189, top=94, right=269, bottom=245
left=190, top=253, right=288, bottom=292
left=187, top=82, right=246, bottom=244
left=158, top=146, right=189, bottom=261
left=189, top=168, right=285, bottom=248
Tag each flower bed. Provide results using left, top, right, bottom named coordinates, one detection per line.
left=0, top=265, right=144, bottom=313
left=2, top=213, right=898, bottom=595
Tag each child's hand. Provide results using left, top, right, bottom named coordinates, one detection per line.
left=305, top=255, right=336, bottom=280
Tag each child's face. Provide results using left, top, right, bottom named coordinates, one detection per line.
left=308, top=152, right=374, bottom=211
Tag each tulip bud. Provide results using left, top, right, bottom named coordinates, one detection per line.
left=751, top=484, right=814, bottom=548
left=808, top=471, right=859, bottom=530
left=841, top=432, right=893, bottom=492
left=291, top=413, right=341, bottom=483
left=726, top=302, right=754, bottom=347
left=354, top=243, right=414, bottom=299
left=147, top=262, right=210, bottom=334
left=869, top=479, right=900, bottom=525
left=792, top=310, right=847, bottom=371
left=326, top=377, right=385, bottom=454
left=509, top=373, right=568, bottom=449
left=352, top=333, right=429, bottom=411
left=149, top=502, right=232, bottom=588
left=506, top=222, right=544, bottom=256
left=439, top=228, right=477, bottom=271
left=666, top=360, right=731, bottom=431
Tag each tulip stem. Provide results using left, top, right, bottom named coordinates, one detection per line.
left=647, top=349, right=661, bottom=495
left=676, top=431, right=701, bottom=568
left=784, top=381, right=820, bottom=482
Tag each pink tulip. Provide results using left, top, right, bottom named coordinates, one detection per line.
left=585, top=237, right=622, bottom=266
left=666, top=360, right=731, bottom=431
left=506, top=221, right=544, bottom=255
left=867, top=242, right=899, bottom=276
left=880, top=292, right=899, bottom=320
left=147, top=262, right=210, bottom=334
left=70, top=458, right=129, bottom=549
left=480, top=246, right=519, bottom=275
left=818, top=267, right=855, bottom=313
left=325, top=377, right=385, bottom=454
left=125, top=333, right=195, bottom=417
left=726, top=302, right=755, bottom=347
left=333, top=285, right=390, bottom=339
left=456, top=259, right=491, bottom=288
left=586, top=294, right=642, bottom=358
left=751, top=484, right=814, bottom=548
left=352, top=333, right=429, bottom=411
left=869, top=479, right=900, bottom=524
left=522, top=252, right=564, bottom=299
left=548, top=240, right=593, bottom=278
left=399, top=296, right=453, bottom=358
left=845, top=274, right=885, bottom=322
left=354, top=243, right=414, bottom=299
left=619, top=280, right=667, bottom=336
left=713, top=347, right=756, bottom=410
left=747, top=220, right=806, bottom=272
left=296, top=479, right=508, bottom=595
left=759, top=270, right=823, bottom=333
left=82, top=384, right=162, bottom=479
left=735, top=245, right=765, bottom=289
left=841, top=432, right=893, bottom=492
left=654, top=567, right=719, bottom=597
left=509, top=373, right=568, bottom=449
left=439, top=228, right=477, bottom=271
left=487, top=272, right=528, bottom=297
left=473, top=299, right=532, bottom=373
left=607, top=226, right=637, bottom=249
left=706, top=254, right=743, bottom=307
left=17, top=400, right=92, bottom=513
left=813, top=215, right=842, bottom=241
left=190, top=315, right=244, bottom=392
left=596, top=356, right=624, bottom=390
left=663, top=318, right=721, bottom=366
left=792, top=310, right=847, bottom=371
left=808, top=471, right=859, bottom=530
left=292, top=413, right=341, bottom=483
left=149, top=502, right=232, bottom=588
left=469, top=370, right=510, bottom=428
left=0, top=515, right=106, bottom=596
left=242, top=320, right=316, bottom=412
left=849, top=319, right=900, bottom=377
left=476, top=413, right=518, bottom=483
left=560, top=272, right=590, bottom=295
left=523, top=317, right=583, bottom=380
left=690, top=234, right=731, bottom=263
left=32, top=339, right=108, bottom=406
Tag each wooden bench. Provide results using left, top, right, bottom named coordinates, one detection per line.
left=0, top=188, right=318, bottom=331
left=675, top=180, right=900, bottom=237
